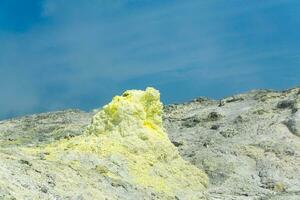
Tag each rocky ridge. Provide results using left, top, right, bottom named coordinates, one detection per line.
left=1, top=87, right=300, bottom=199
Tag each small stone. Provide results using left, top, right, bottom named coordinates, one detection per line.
left=219, top=128, right=238, bottom=138
left=277, top=100, right=295, bottom=109
left=171, top=141, right=184, bottom=147
left=19, top=159, right=32, bottom=166
left=253, top=109, right=267, bottom=115
left=192, top=97, right=210, bottom=103
left=207, top=112, right=222, bottom=121
left=225, top=96, right=244, bottom=103
left=284, top=147, right=295, bottom=156
left=211, top=124, right=220, bottom=130
left=181, top=116, right=201, bottom=128
left=218, top=100, right=225, bottom=107
left=40, top=186, right=48, bottom=193
left=203, top=139, right=214, bottom=148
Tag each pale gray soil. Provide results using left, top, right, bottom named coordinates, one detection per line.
left=1, top=88, right=300, bottom=200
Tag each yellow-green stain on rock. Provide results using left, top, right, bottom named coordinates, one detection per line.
left=25, top=87, right=208, bottom=199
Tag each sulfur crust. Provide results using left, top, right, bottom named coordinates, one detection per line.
left=24, top=87, right=208, bottom=198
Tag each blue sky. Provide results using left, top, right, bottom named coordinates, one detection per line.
left=0, top=0, right=300, bottom=120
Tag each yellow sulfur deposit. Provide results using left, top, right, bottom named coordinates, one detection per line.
left=27, top=87, right=208, bottom=199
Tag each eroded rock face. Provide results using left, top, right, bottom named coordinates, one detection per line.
left=0, top=88, right=208, bottom=200
left=164, top=88, right=300, bottom=200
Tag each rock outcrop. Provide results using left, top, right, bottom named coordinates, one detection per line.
left=164, top=88, right=300, bottom=200
left=1, top=87, right=300, bottom=199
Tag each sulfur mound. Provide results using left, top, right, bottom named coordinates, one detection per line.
left=26, top=87, right=208, bottom=199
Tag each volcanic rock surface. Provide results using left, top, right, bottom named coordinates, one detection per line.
left=1, top=87, right=300, bottom=200
left=0, top=88, right=207, bottom=200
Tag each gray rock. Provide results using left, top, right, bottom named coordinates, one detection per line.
left=284, top=111, right=300, bottom=137
left=277, top=99, right=296, bottom=109
left=164, top=87, right=300, bottom=199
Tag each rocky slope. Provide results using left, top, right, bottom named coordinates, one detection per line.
left=1, top=87, right=300, bottom=200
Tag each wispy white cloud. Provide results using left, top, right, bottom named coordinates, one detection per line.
left=0, top=0, right=299, bottom=119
